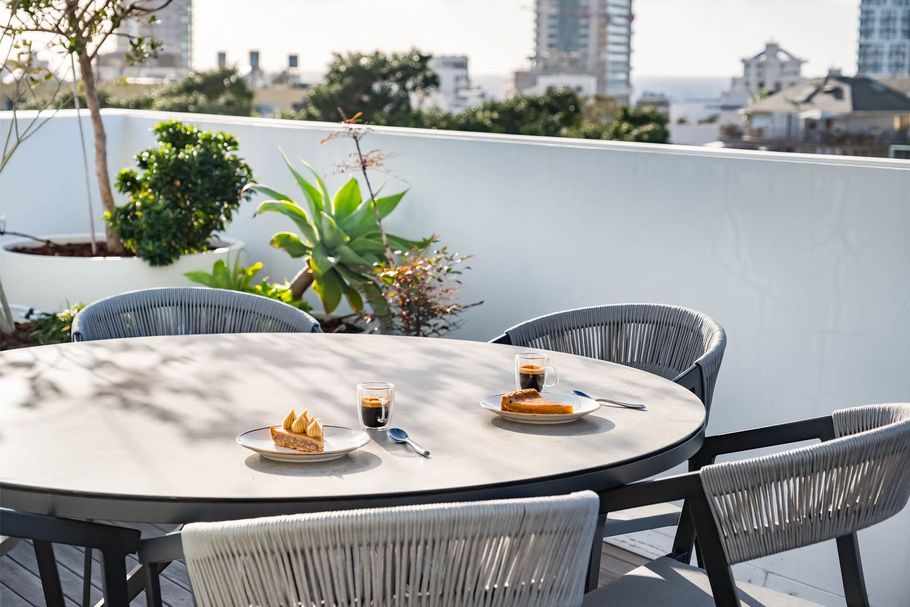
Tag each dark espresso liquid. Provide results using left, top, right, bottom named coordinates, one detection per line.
left=360, top=397, right=387, bottom=428
left=518, top=364, right=546, bottom=391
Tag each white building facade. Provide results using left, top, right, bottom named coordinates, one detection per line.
left=858, top=0, right=910, bottom=78
left=99, top=0, right=192, bottom=80
left=426, top=56, right=487, bottom=112
left=516, top=0, right=632, bottom=102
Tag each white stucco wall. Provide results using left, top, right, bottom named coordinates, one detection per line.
left=1, top=110, right=909, bottom=605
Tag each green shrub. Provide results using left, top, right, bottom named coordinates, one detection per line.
left=29, top=304, right=85, bottom=345
left=107, top=120, right=253, bottom=266
left=185, top=256, right=312, bottom=312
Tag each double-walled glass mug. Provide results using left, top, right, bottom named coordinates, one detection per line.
left=357, top=382, right=394, bottom=429
left=515, top=353, right=559, bottom=391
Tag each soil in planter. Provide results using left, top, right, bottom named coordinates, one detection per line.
left=0, top=323, right=37, bottom=350
left=11, top=241, right=219, bottom=257
left=11, top=241, right=137, bottom=257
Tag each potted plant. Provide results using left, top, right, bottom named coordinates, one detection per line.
left=244, top=151, right=429, bottom=327
left=1, top=120, right=252, bottom=311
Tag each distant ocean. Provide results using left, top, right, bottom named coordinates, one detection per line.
left=473, top=74, right=730, bottom=102
left=301, top=71, right=731, bottom=104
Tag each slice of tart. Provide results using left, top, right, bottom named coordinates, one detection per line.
left=501, top=389, right=574, bottom=414
left=270, top=409, right=325, bottom=453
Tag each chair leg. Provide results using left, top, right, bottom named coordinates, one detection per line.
left=144, top=563, right=164, bottom=607
left=33, top=540, right=66, bottom=607
left=83, top=547, right=94, bottom=607
left=585, top=513, right=607, bottom=592
left=99, top=549, right=131, bottom=607
left=837, top=534, right=870, bottom=607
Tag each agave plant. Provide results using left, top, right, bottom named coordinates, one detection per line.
left=244, top=152, right=429, bottom=316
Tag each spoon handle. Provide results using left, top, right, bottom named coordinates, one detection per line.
left=596, top=398, right=647, bottom=410
left=406, top=438, right=431, bottom=458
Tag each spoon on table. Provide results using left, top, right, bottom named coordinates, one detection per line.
left=572, top=389, right=647, bottom=411
left=387, top=427, right=431, bottom=458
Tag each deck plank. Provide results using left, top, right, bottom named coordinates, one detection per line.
left=1, top=582, right=36, bottom=607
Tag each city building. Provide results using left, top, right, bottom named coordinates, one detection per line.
left=858, top=0, right=910, bottom=78
left=512, top=0, right=633, bottom=103
left=735, top=69, right=910, bottom=156
left=716, top=41, right=806, bottom=137
left=97, top=0, right=192, bottom=81
left=425, top=56, right=487, bottom=112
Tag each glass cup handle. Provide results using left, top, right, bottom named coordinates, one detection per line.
left=545, top=365, right=559, bottom=388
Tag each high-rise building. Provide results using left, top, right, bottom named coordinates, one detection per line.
left=99, top=0, right=192, bottom=80
left=858, top=0, right=910, bottom=78
left=514, top=0, right=632, bottom=102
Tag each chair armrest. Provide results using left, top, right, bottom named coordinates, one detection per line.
left=691, top=415, right=836, bottom=469
left=598, top=472, right=702, bottom=514
left=138, top=533, right=184, bottom=564
left=489, top=333, right=511, bottom=345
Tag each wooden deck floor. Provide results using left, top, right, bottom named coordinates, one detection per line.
left=1, top=529, right=647, bottom=606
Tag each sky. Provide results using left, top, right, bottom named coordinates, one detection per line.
left=192, top=0, right=860, bottom=78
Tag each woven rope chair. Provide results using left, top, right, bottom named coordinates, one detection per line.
left=139, top=491, right=599, bottom=607
left=493, top=304, right=726, bottom=543
left=583, top=403, right=910, bottom=607
left=493, top=304, right=726, bottom=412
left=72, top=287, right=321, bottom=341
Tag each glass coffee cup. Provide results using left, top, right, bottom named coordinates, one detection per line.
left=357, top=382, right=394, bottom=429
left=515, top=353, right=559, bottom=391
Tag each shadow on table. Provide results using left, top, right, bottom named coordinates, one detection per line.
left=490, top=416, right=615, bottom=437
left=244, top=450, right=382, bottom=477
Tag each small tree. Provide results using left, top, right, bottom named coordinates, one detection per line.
left=299, top=50, right=438, bottom=125
left=6, top=0, right=174, bottom=254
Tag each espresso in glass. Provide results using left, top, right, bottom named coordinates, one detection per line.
left=514, top=353, right=559, bottom=391
left=360, top=396, right=387, bottom=428
left=356, top=382, right=394, bottom=430
left=518, top=364, right=547, bottom=391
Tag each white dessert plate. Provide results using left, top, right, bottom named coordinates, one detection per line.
left=480, top=392, right=598, bottom=425
left=237, top=425, right=370, bottom=462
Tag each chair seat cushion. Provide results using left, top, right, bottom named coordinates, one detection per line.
left=582, top=557, right=821, bottom=607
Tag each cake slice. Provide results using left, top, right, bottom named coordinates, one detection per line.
left=501, top=389, right=574, bottom=414
left=270, top=409, right=325, bottom=453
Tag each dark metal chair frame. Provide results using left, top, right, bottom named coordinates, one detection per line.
left=0, top=509, right=139, bottom=607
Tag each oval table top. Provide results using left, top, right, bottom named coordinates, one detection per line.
left=0, top=333, right=705, bottom=523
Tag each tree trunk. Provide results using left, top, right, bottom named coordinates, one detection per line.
left=77, top=51, right=125, bottom=255
left=289, top=265, right=314, bottom=299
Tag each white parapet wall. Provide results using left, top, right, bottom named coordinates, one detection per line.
left=1, top=109, right=909, bottom=605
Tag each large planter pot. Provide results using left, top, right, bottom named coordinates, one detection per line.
left=0, top=234, right=244, bottom=312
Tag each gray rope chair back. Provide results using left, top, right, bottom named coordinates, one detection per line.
left=177, top=491, right=599, bottom=607
left=499, top=304, right=726, bottom=411
left=700, top=403, right=910, bottom=565
left=72, top=287, right=321, bottom=341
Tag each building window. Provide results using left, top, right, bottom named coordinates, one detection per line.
left=888, top=43, right=908, bottom=72
left=880, top=9, right=898, bottom=38
left=861, top=9, right=877, bottom=36
left=902, top=9, right=910, bottom=36
left=893, top=0, right=909, bottom=6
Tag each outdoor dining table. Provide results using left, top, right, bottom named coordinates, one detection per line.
left=0, top=332, right=706, bottom=593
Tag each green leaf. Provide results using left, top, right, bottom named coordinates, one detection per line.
left=184, top=270, right=215, bottom=287
left=300, top=158, right=334, bottom=211
left=213, top=259, right=231, bottom=286
left=256, top=200, right=318, bottom=244
left=242, top=183, right=293, bottom=202
left=319, top=211, right=350, bottom=250
left=279, top=149, right=324, bottom=218
left=334, top=263, right=372, bottom=286
left=348, top=234, right=387, bottom=256
left=374, top=189, right=408, bottom=219
left=389, top=234, right=434, bottom=252
left=334, top=244, right=373, bottom=268
left=362, top=282, right=393, bottom=330
left=341, top=281, right=364, bottom=313
left=309, top=244, right=338, bottom=277
left=270, top=232, right=311, bottom=258
left=332, top=178, right=362, bottom=219
left=313, top=269, right=343, bottom=313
